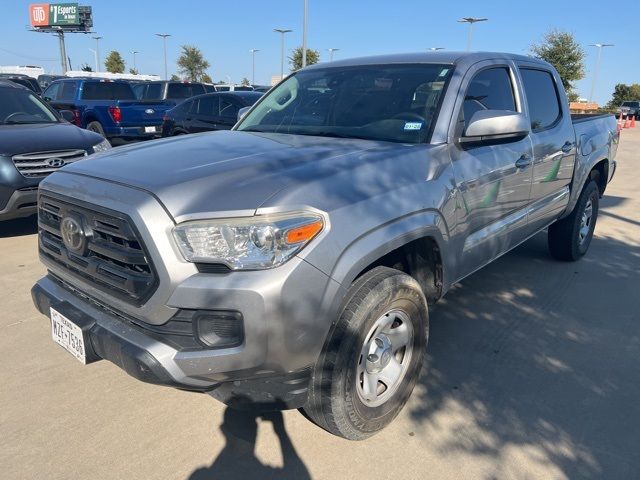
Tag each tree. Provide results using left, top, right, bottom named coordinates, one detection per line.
left=289, top=46, right=320, bottom=71
left=177, top=45, right=210, bottom=82
left=80, top=63, right=92, bottom=72
left=104, top=50, right=125, bottom=74
left=606, top=83, right=640, bottom=109
left=129, top=68, right=139, bottom=75
left=170, top=74, right=181, bottom=81
left=530, top=30, right=585, bottom=100
left=240, top=77, right=250, bottom=86
left=201, top=73, right=212, bottom=84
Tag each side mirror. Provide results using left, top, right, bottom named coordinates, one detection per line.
left=462, top=110, right=529, bottom=143
left=237, top=106, right=251, bottom=121
left=59, top=110, right=75, bottom=123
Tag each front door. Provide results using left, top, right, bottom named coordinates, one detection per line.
left=450, top=63, right=534, bottom=280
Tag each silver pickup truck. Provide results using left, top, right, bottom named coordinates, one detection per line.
left=32, top=52, right=618, bottom=440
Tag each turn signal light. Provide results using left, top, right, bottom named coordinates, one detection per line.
left=286, top=220, right=323, bottom=244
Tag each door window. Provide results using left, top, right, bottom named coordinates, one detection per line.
left=463, top=68, right=516, bottom=129
left=219, top=98, right=240, bottom=119
left=59, top=82, right=77, bottom=101
left=43, top=82, right=60, bottom=101
left=519, top=68, right=562, bottom=131
left=195, top=96, right=219, bottom=116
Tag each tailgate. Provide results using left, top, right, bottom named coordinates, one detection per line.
left=115, top=101, right=172, bottom=127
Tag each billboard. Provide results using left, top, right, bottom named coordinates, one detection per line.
left=30, top=3, right=79, bottom=27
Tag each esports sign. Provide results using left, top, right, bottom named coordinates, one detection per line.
left=30, top=3, right=80, bottom=27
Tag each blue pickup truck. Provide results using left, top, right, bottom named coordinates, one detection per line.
left=42, top=79, right=171, bottom=143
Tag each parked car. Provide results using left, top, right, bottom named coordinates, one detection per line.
left=32, top=52, right=618, bottom=440
left=132, top=80, right=209, bottom=107
left=161, top=91, right=263, bottom=136
left=38, top=74, right=66, bottom=90
left=0, top=74, right=42, bottom=95
left=251, top=85, right=271, bottom=93
left=42, top=78, right=172, bottom=143
left=0, top=80, right=109, bottom=221
left=618, top=101, right=640, bottom=119
left=214, top=84, right=255, bottom=92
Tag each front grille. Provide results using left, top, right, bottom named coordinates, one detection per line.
left=38, top=194, right=157, bottom=305
left=12, top=149, right=87, bottom=177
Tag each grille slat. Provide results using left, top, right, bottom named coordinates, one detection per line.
left=38, top=194, right=157, bottom=305
left=12, top=149, right=87, bottom=177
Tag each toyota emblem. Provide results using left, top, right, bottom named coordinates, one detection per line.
left=46, top=157, right=65, bottom=168
left=145, top=108, right=155, bottom=114
left=60, top=216, right=87, bottom=255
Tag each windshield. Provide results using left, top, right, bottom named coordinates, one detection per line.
left=622, top=101, right=639, bottom=107
left=0, top=88, right=58, bottom=125
left=236, top=64, right=452, bottom=143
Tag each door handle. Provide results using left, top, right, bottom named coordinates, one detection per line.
left=561, top=141, right=574, bottom=153
left=515, top=153, right=532, bottom=169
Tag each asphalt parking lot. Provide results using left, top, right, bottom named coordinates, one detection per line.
left=1, top=128, right=639, bottom=480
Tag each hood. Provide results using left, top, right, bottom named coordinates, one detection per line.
left=0, top=122, right=102, bottom=156
left=63, top=130, right=405, bottom=220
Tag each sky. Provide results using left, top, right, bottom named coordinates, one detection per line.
left=2, top=0, right=639, bottom=105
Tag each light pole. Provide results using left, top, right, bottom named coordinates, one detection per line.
left=428, top=47, right=445, bottom=51
left=92, top=35, right=102, bottom=72
left=302, top=0, right=308, bottom=68
left=588, top=43, right=614, bottom=103
left=327, top=48, right=339, bottom=62
left=155, top=33, right=171, bottom=80
left=274, top=28, right=292, bottom=80
left=89, top=48, right=98, bottom=72
left=249, top=49, right=260, bottom=85
left=458, top=17, right=488, bottom=51
left=131, top=50, right=139, bottom=72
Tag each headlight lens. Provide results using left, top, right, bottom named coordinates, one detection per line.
left=92, top=138, right=112, bottom=153
left=172, top=212, right=324, bottom=270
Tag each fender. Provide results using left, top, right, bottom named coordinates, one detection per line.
left=560, top=131, right=612, bottom=219
left=328, top=208, right=450, bottom=290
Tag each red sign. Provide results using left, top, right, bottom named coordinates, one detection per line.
left=29, top=4, right=50, bottom=27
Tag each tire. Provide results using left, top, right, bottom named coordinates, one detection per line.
left=303, top=266, right=428, bottom=440
left=86, top=121, right=106, bottom=138
left=548, top=180, right=599, bottom=261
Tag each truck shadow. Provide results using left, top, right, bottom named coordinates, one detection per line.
left=188, top=400, right=311, bottom=480
left=409, top=231, right=640, bottom=479
left=0, top=215, right=37, bottom=238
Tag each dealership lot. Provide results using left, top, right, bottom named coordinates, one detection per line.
left=1, top=128, right=638, bottom=479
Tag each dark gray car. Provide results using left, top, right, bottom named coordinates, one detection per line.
left=31, top=52, right=617, bottom=440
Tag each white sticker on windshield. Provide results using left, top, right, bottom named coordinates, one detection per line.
left=404, top=122, right=423, bottom=130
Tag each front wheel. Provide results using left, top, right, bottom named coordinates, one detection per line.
left=303, top=267, right=428, bottom=440
left=548, top=180, right=600, bottom=261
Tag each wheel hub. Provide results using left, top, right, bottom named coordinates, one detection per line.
left=356, top=309, right=414, bottom=407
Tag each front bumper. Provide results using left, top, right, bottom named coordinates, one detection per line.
left=0, top=187, right=38, bottom=220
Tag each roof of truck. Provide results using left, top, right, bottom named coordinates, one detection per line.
left=307, top=51, right=550, bottom=69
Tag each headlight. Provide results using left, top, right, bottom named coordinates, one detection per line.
left=172, top=212, right=324, bottom=270
left=92, top=138, right=112, bottom=153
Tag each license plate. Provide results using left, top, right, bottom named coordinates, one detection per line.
left=144, top=126, right=158, bottom=133
left=51, top=307, right=86, bottom=364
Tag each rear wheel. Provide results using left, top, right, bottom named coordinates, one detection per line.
left=86, top=121, right=106, bottom=138
left=548, top=180, right=599, bottom=261
left=303, top=267, right=428, bottom=440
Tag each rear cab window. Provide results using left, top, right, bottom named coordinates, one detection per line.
left=81, top=82, right=136, bottom=100
left=519, top=68, right=562, bottom=131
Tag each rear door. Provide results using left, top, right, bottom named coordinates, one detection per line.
left=517, top=65, right=575, bottom=233
left=188, top=95, right=220, bottom=132
left=44, top=80, right=78, bottom=112
left=449, top=61, right=534, bottom=280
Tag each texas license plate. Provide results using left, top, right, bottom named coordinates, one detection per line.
left=144, top=126, right=158, bottom=133
left=51, top=307, right=86, bottom=364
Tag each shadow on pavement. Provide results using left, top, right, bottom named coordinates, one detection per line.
left=409, top=231, right=640, bottom=479
left=0, top=215, right=38, bottom=238
left=188, top=405, right=311, bottom=480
